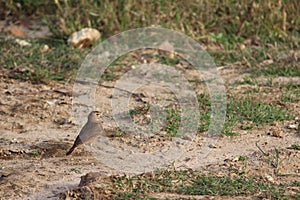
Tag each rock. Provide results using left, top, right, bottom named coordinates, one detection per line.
left=41, top=44, right=50, bottom=52
left=15, top=39, right=31, bottom=47
left=67, top=28, right=101, bottom=48
left=79, top=172, right=105, bottom=186
left=267, top=126, right=283, bottom=138
left=287, top=123, right=297, bottom=129
left=265, top=174, right=275, bottom=183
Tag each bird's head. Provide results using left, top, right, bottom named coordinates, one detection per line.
left=88, top=111, right=101, bottom=121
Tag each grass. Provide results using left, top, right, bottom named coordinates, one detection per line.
left=198, top=93, right=292, bottom=135
left=178, top=176, right=265, bottom=195
left=257, top=63, right=300, bottom=77
left=29, top=149, right=40, bottom=157
left=2, top=1, right=300, bottom=46
left=228, top=97, right=291, bottom=125
left=289, top=144, right=300, bottom=151
left=129, top=90, right=293, bottom=137
left=129, top=101, right=181, bottom=137
left=0, top=39, right=88, bottom=83
left=1, top=1, right=299, bottom=83
left=164, top=105, right=181, bottom=136
left=238, top=156, right=249, bottom=161
left=126, top=90, right=294, bottom=137
left=234, top=76, right=259, bottom=86
left=281, top=84, right=300, bottom=103
left=105, top=169, right=297, bottom=199
left=235, top=80, right=300, bottom=104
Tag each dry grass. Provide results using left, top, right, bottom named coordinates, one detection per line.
left=1, top=0, right=299, bottom=47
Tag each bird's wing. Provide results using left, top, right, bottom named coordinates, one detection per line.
left=78, top=122, right=102, bottom=144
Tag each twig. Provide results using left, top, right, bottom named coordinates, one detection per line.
left=255, top=142, right=268, bottom=156
left=99, top=83, right=139, bottom=96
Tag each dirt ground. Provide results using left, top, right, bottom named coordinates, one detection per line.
left=0, top=58, right=299, bottom=199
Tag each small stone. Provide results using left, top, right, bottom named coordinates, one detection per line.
left=68, top=28, right=101, bottom=48
left=41, top=85, right=51, bottom=91
left=41, top=44, right=50, bottom=52
left=232, top=157, right=239, bottom=162
left=239, top=43, right=246, bottom=49
left=287, top=123, right=297, bottom=129
left=268, top=126, right=282, bottom=138
left=15, top=39, right=31, bottom=47
left=10, top=138, right=18, bottom=144
left=46, top=100, right=57, bottom=106
left=209, top=144, right=217, bottom=148
left=12, top=122, right=24, bottom=130
left=265, top=174, right=275, bottom=183
left=79, top=172, right=105, bottom=186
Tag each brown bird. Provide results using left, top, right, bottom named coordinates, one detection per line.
left=66, top=111, right=103, bottom=155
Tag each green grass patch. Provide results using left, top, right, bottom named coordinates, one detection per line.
left=29, top=149, right=40, bottom=157
left=164, top=106, right=181, bottom=136
left=198, top=93, right=292, bottom=135
left=108, top=169, right=296, bottom=199
left=257, top=63, right=300, bottom=77
left=228, top=96, right=291, bottom=125
left=178, top=176, right=266, bottom=195
left=288, top=144, right=300, bottom=151
left=234, top=76, right=259, bottom=86
left=208, top=50, right=242, bottom=66
left=210, top=46, right=300, bottom=79
left=0, top=39, right=88, bottom=83
left=242, top=47, right=300, bottom=77
left=198, top=93, right=212, bottom=133
left=281, top=84, right=300, bottom=103
left=129, top=102, right=181, bottom=137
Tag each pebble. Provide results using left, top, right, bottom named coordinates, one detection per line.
left=15, top=39, right=31, bottom=47
left=287, top=123, right=297, bottom=129
left=41, top=44, right=50, bottom=52
left=67, top=28, right=101, bottom=48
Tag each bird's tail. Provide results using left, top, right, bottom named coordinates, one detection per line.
left=66, top=145, right=76, bottom=156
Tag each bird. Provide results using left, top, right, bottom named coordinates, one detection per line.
left=66, top=111, right=103, bottom=155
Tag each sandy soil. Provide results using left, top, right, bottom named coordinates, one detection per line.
left=0, top=61, right=299, bottom=199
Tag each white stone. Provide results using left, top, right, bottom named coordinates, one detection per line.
left=15, top=39, right=31, bottom=47
left=67, top=28, right=101, bottom=48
